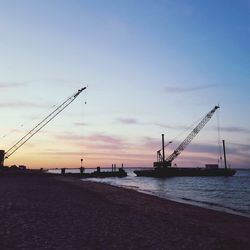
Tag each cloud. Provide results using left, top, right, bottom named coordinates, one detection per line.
left=164, top=84, right=217, bottom=93
left=218, top=126, right=250, bottom=133
left=74, top=122, right=88, bottom=127
left=0, top=82, right=27, bottom=88
left=39, top=151, right=82, bottom=156
left=164, top=140, right=250, bottom=165
left=156, top=122, right=250, bottom=137
left=53, top=132, right=126, bottom=150
left=141, top=136, right=161, bottom=150
left=186, top=143, right=222, bottom=154
left=53, top=133, right=84, bottom=141
left=227, top=143, right=250, bottom=156
left=155, top=123, right=188, bottom=130
left=0, top=101, right=50, bottom=109
left=116, top=118, right=138, bottom=124
left=86, top=133, right=122, bottom=145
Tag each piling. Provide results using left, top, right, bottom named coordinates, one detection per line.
left=222, top=140, right=227, bottom=169
left=162, top=134, right=165, bottom=161
left=80, top=167, right=85, bottom=174
left=0, top=150, right=5, bottom=167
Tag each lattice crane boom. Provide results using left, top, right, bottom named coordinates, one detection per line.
left=165, top=105, right=219, bottom=166
left=4, top=87, right=87, bottom=160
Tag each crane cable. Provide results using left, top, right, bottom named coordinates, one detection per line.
left=216, top=107, right=223, bottom=167
left=5, top=87, right=87, bottom=159
left=1, top=99, right=63, bottom=141
left=80, top=86, right=88, bottom=167
left=168, top=112, right=207, bottom=149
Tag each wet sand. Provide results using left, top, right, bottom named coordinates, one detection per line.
left=0, top=173, right=250, bottom=250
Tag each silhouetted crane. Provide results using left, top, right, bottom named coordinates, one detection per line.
left=0, top=87, right=87, bottom=167
left=154, top=106, right=219, bottom=168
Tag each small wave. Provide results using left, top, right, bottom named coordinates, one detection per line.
left=119, top=185, right=139, bottom=190
left=179, top=197, right=250, bottom=218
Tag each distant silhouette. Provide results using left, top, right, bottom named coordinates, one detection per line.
left=80, top=167, right=85, bottom=174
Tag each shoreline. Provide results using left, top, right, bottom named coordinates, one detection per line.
left=64, top=176, right=250, bottom=219
left=90, top=180, right=250, bottom=219
left=118, top=183, right=250, bottom=218
left=79, top=175, right=250, bottom=219
left=1, top=173, right=250, bottom=249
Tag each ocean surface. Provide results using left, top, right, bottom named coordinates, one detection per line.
left=82, top=168, right=250, bottom=218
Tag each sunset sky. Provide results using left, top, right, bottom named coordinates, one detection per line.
left=0, top=0, right=249, bottom=169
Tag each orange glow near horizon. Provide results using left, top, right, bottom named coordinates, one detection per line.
left=4, top=140, right=226, bottom=169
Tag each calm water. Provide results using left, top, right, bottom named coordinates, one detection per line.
left=83, top=168, right=250, bottom=218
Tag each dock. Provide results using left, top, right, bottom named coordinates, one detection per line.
left=60, top=166, right=127, bottom=178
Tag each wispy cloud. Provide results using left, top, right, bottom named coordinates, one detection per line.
left=141, top=138, right=220, bottom=157
left=142, top=136, right=160, bottom=150
left=218, top=126, right=250, bottom=133
left=0, top=101, right=50, bottom=109
left=187, top=143, right=223, bottom=154
left=227, top=142, right=250, bottom=155
left=86, top=133, right=122, bottom=145
left=53, top=133, right=84, bottom=141
left=155, top=123, right=188, bottom=130
left=74, top=122, right=88, bottom=127
left=166, top=141, right=250, bottom=164
left=39, top=151, right=82, bottom=156
left=164, top=84, right=217, bottom=93
left=0, top=82, right=27, bottom=88
left=116, top=117, right=139, bottom=124
left=53, top=132, right=126, bottom=150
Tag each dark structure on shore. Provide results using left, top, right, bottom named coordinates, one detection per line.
left=134, top=106, right=236, bottom=177
left=0, top=150, right=4, bottom=167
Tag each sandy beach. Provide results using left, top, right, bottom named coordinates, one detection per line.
left=0, top=173, right=250, bottom=250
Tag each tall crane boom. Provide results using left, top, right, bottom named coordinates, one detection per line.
left=165, top=105, right=219, bottom=166
left=3, top=87, right=87, bottom=161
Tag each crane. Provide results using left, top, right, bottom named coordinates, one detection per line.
left=155, top=105, right=219, bottom=168
left=0, top=87, right=87, bottom=167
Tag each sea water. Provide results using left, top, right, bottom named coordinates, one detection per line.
left=84, top=168, right=250, bottom=218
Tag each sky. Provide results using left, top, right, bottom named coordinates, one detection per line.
left=0, top=0, right=249, bottom=169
